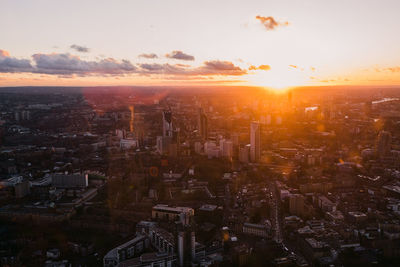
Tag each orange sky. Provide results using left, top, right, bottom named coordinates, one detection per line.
left=1, top=0, right=400, bottom=90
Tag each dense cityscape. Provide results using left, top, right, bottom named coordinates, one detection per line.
left=0, top=86, right=399, bottom=266
left=3, top=0, right=400, bottom=266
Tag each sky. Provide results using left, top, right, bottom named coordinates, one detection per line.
left=1, top=0, right=400, bottom=89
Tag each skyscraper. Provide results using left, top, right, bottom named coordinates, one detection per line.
left=250, top=121, right=261, bottom=162
left=376, top=130, right=392, bottom=159
left=239, top=144, right=250, bottom=163
left=197, top=108, right=208, bottom=140
left=162, top=110, right=173, bottom=137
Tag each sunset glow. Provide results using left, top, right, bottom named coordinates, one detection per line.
left=3, top=1, right=400, bottom=265
left=1, top=0, right=400, bottom=89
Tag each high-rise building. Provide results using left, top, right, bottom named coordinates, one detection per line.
left=177, top=230, right=198, bottom=267
left=222, top=140, right=233, bottom=159
left=194, top=141, right=203, bottom=154
left=376, top=130, right=392, bottom=158
left=250, top=122, right=261, bottom=162
left=156, top=136, right=170, bottom=154
left=197, top=108, right=208, bottom=140
left=204, top=141, right=220, bottom=159
left=289, top=194, right=305, bottom=217
left=239, top=144, right=250, bottom=163
left=162, top=110, right=173, bottom=137
left=231, top=133, right=240, bottom=147
left=169, top=129, right=180, bottom=156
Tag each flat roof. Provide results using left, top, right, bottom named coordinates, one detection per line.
left=104, top=234, right=147, bottom=259
left=152, top=205, right=193, bottom=213
left=243, top=223, right=267, bottom=230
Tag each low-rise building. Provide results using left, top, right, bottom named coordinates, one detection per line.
left=103, top=235, right=149, bottom=267
left=152, top=204, right=194, bottom=226
left=51, top=173, right=88, bottom=188
left=242, top=223, right=269, bottom=238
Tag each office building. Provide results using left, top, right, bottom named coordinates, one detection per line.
left=103, top=235, right=149, bottom=267
left=289, top=194, right=305, bottom=217
left=197, top=108, right=208, bottom=140
left=239, top=144, right=250, bottom=163
left=222, top=140, right=233, bottom=159
left=242, top=223, right=269, bottom=238
left=51, top=173, right=88, bottom=188
left=120, top=138, right=138, bottom=150
left=250, top=121, right=261, bottom=162
left=376, top=130, right=392, bottom=158
left=152, top=204, right=194, bottom=226
left=162, top=110, right=173, bottom=137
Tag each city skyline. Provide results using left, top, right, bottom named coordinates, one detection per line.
left=3, top=1, right=400, bottom=266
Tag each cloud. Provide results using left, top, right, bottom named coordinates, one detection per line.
left=289, top=65, right=307, bottom=71
left=138, top=63, right=188, bottom=76
left=369, top=66, right=400, bottom=73
left=0, top=49, right=33, bottom=73
left=384, top=67, right=400, bottom=72
left=70, top=44, right=90, bottom=53
left=138, top=53, right=158, bottom=59
left=0, top=49, right=246, bottom=78
left=32, top=53, right=136, bottom=75
left=249, top=64, right=271, bottom=71
left=193, top=60, right=247, bottom=76
left=165, top=50, right=195, bottom=61
left=138, top=60, right=246, bottom=76
left=255, top=15, right=289, bottom=31
left=0, top=50, right=10, bottom=57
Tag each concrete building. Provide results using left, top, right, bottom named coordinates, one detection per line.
left=151, top=205, right=194, bottom=226
left=162, top=111, right=173, bottom=137
left=316, top=195, right=335, bottom=212
left=149, top=227, right=175, bottom=254
left=14, top=180, right=30, bottom=198
left=376, top=130, right=392, bottom=159
left=239, top=144, right=250, bottom=163
left=301, top=238, right=330, bottom=263
left=197, top=108, right=208, bottom=140
left=242, top=223, right=269, bottom=238
left=289, top=194, right=305, bottom=217
left=118, top=252, right=176, bottom=267
left=156, top=136, right=170, bottom=155
left=51, top=173, right=88, bottom=188
left=103, top=235, right=149, bottom=267
left=194, top=141, right=203, bottom=154
left=120, top=138, right=138, bottom=150
left=204, top=141, right=220, bottom=159
left=250, top=121, right=261, bottom=162
left=222, top=140, right=233, bottom=159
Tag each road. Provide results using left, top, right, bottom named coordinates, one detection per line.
left=268, top=180, right=283, bottom=244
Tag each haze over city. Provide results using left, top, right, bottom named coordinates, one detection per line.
left=1, top=1, right=400, bottom=267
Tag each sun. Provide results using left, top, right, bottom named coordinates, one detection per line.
left=247, top=67, right=310, bottom=91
